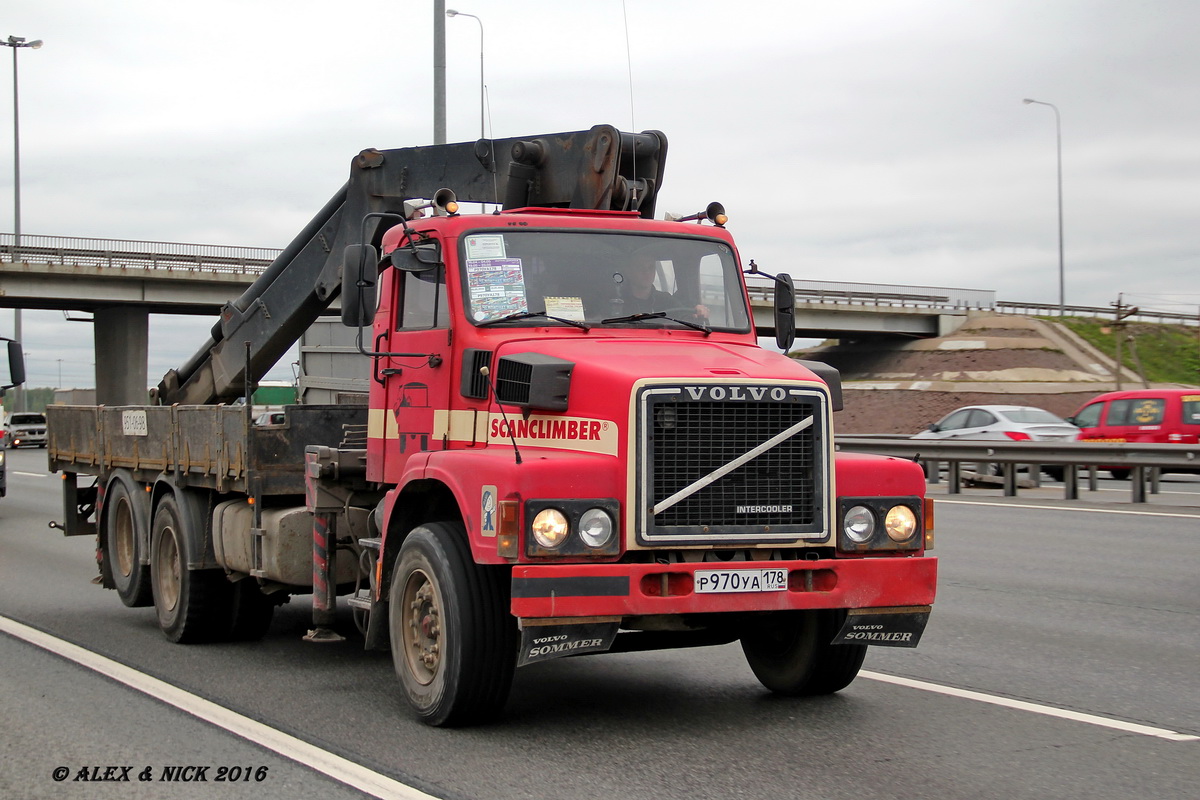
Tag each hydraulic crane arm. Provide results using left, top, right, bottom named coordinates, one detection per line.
left=156, top=125, right=667, bottom=406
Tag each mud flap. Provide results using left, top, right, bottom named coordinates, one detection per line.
left=517, top=619, right=621, bottom=666
left=831, top=606, right=931, bottom=648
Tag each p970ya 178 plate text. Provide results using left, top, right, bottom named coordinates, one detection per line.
left=695, top=568, right=787, bottom=593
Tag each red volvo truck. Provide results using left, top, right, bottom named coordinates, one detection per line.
left=47, top=126, right=937, bottom=725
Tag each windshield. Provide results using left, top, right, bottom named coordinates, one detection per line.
left=459, top=231, right=751, bottom=331
left=8, top=414, right=45, bottom=425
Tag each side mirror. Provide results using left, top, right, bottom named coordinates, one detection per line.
left=927, top=423, right=939, bottom=432
left=2, top=338, right=25, bottom=390
left=341, top=244, right=379, bottom=327
left=773, top=272, right=796, bottom=352
left=392, top=242, right=443, bottom=273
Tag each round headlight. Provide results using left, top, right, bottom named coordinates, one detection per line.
left=843, top=505, right=875, bottom=543
left=531, top=508, right=570, bottom=549
left=884, top=505, right=918, bottom=542
left=578, top=508, right=614, bottom=548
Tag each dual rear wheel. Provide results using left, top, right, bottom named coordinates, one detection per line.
left=149, top=492, right=277, bottom=643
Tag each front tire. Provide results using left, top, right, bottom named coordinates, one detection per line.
left=741, top=610, right=866, bottom=696
left=388, top=522, right=516, bottom=726
left=150, top=493, right=229, bottom=643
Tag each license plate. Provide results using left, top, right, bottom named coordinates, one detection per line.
left=694, top=568, right=788, bottom=594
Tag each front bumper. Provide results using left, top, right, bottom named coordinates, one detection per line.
left=511, top=555, right=937, bottom=619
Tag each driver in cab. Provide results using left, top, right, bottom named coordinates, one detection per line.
left=618, top=252, right=709, bottom=320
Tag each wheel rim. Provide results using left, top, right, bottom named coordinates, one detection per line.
left=114, top=497, right=135, bottom=579
left=401, top=567, right=442, bottom=686
left=155, top=526, right=181, bottom=613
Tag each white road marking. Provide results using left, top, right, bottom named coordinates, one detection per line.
left=935, top=498, right=1199, bottom=518
left=0, top=614, right=436, bottom=800
left=13, top=471, right=48, bottom=478
left=862, top=670, right=1198, bottom=742
left=5, top=612, right=1195, bottom=771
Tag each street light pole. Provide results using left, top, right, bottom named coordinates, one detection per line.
left=1023, top=98, right=1065, bottom=316
left=433, top=0, right=447, bottom=144
left=446, top=9, right=486, bottom=139
left=4, top=35, right=42, bottom=412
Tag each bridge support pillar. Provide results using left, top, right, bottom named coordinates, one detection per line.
left=94, top=306, right=149, bottom=405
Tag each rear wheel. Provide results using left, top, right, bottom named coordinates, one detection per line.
left=741, top=610, right=866, bottom=696
left=226, top=579, right=277, bottom=641
left=1109, top=468, right=1131, bottom=480
left=150, top=493, right=229, bottom=643
left=103, top=474, right=152, bottom=607
left=389, top=521, right=516, bottom=726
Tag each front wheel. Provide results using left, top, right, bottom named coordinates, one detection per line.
left=740, top=610, right=866, bottom=696
left=388, top=522, right=516, bottom=726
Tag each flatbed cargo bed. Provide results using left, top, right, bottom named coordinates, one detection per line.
left=46, top=404, right=366, bottom=495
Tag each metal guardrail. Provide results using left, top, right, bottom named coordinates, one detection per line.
left=835, top=436, right=1200, bottom=503
left=1, top=233, right=277, bottom=275
left=996, top=299, right=1200, bottom=326
left=746, top=276, right=995, bottom=310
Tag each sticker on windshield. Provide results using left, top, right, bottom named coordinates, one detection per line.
left=544, top=296, right=585, bottom=321
left=464, top=234, right=506, bottom=260
left=467, top=258, right=528, bottom=321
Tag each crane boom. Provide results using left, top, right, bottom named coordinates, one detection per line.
left=156, top=125, right=667, bottom=406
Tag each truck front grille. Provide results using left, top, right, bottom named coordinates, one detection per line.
left=637, top=384, right=829, bottom=545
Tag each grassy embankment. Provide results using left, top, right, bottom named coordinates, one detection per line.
left=1054, top=317, right=1200, bottom=387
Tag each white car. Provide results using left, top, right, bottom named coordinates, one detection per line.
left=2, top=412, right=48, bottom=449
left=912, top=405, right=1078, bottom=479
left=912, top=405, right=1079, bottom=442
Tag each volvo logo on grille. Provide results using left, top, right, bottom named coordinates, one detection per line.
left=736, top=504, right=794, bottom=514
left=683, top=386, right=790, bottom=401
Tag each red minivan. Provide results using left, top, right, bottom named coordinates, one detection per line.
left=1068, top=389, right=1200, bottom=478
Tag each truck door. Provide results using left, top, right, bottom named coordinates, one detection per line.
left=380, top=265, right=453, bottom=484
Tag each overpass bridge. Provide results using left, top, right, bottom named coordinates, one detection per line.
left=4, top=233, right=1187, bottom=403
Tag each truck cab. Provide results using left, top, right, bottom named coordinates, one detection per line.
left=339, top=201, right=936, bottom=723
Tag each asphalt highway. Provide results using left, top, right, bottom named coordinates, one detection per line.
left=1, top=446, right=1196, bottom=800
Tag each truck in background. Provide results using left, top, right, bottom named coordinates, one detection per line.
left=47, top=126, right=937, bottom=726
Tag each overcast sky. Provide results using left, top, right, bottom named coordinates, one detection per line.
left=3, top=0, right=1198, bottom=389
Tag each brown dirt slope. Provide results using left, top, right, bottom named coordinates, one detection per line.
left=795, top=312, right=1194, bottom=435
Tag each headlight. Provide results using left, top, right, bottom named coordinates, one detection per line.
left=843, top=505, right=875, bottom=543
left=531, top=508, right=570, bottom=549
left=884, top=505, right=918, bottom=542
left=578, top=508, right=614, bottom=548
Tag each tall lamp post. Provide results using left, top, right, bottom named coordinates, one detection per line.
left=4, top=35, right=43, bottom=412
left=1023, top=98, right=1065, bottom=316
left=446, top=9, right=486, bottom=139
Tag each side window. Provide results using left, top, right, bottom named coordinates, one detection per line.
left=1072, top=402, right=1103, bottom=429
left=1128, top=398, right=1164, bottom=425
left=1105, top=399, right=1131, bottom=426
left=397, top=269, right=448, bottom=330
left=967, top=410, right=997, bottom=428
left=1182, top=398, right=1200, bottom=425
left=939, top=410, right=972, bottom=430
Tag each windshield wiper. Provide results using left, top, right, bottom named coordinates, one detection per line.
left=477, top=310, right=590, bottom=331
left=600, top=311, right=711, bottom=335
